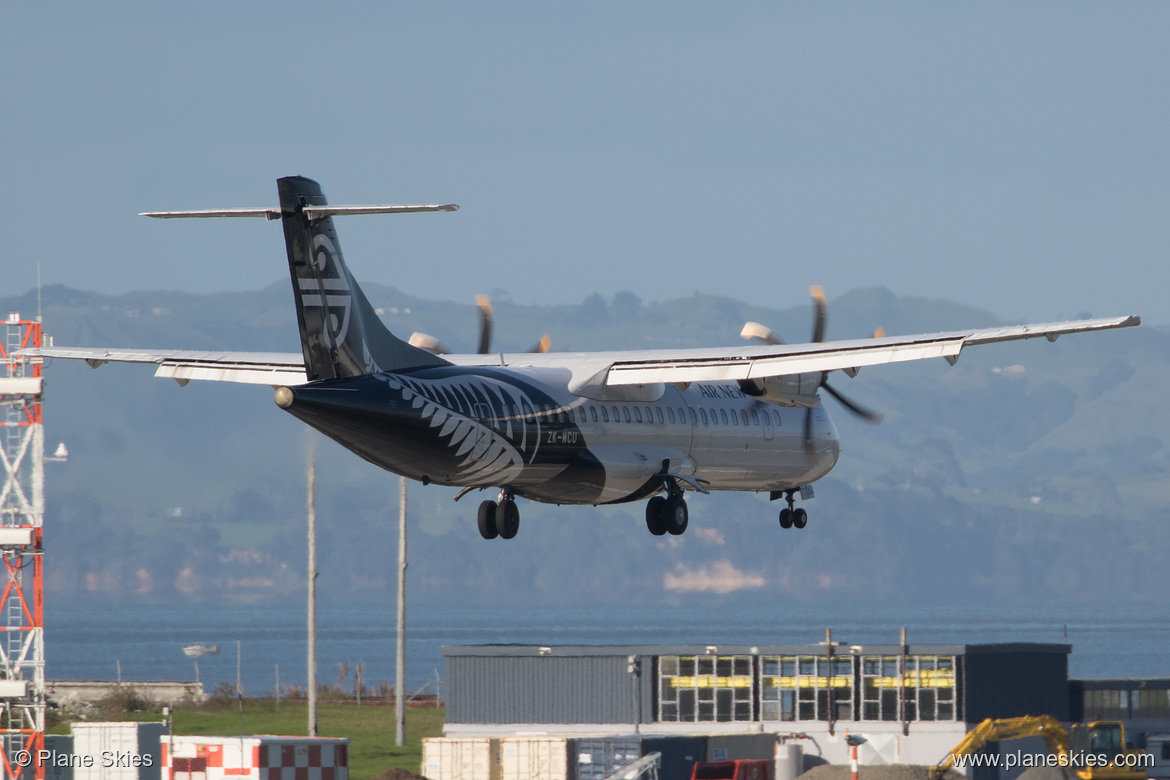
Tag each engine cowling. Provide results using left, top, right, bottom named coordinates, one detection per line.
left=737, top=373, right=822, bottom=408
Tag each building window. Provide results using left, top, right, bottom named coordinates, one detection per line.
left=760, top=655, right=854, bottom=722
left=859, top=654, right=957, bottom=722
left=658, top=655, right=754, bottom=723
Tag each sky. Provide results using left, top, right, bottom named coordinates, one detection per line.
left=3, top=3, right=1168, bottom=326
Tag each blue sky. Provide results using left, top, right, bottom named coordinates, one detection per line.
left=3, top=3, right=1167, bottom=325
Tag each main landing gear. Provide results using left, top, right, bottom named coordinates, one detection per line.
left=777, top=489, right=808, bottom=530
left=645, top=491, right=689, bottom=536
left=478, top=490, right=521, bottom=540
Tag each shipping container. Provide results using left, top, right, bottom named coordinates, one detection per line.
left=641, top=737, right=708, bottom=780
left=422, top=737, right=499, bottom=780
left=72, top=721, right=168, bottom=780
left=705, top=736, right=776, bottom=763
left=44, top=735, right=74, bottom=780
left=160, top=735, right=348, bottom=780
left=574, top=737, right=643, bottom=780
left=500, top=737, right=569, bottom=780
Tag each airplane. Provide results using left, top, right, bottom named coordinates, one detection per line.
left=25, top=176, right=1140, bottom=541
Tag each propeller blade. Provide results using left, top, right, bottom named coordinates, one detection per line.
left=810, top=285, right=827, bottom=343
left=529, top=333, right=552, bottom=353
left=475, top=295, right=494, bottom=355
left=873, top=326, right=886, bottom=339
left=740, top=321, right=784, bottom=345
left=821, top=380, right=884, bottom=424
left=408, top=332, right=450, bottom=355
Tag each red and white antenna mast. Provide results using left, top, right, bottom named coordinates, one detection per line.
left=0, top=313, right=45, bottom=780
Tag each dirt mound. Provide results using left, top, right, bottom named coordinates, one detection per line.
left=1017, top=766, right=1078, bottom=780
left=370, top=768, right=428, bottom=780
left=799, top=765, right=964, bottom=780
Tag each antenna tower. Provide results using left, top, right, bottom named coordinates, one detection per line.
left=0, top=313, right=45, bottom=780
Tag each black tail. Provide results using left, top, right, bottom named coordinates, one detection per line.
left=276, top=176, right=449, bottom=381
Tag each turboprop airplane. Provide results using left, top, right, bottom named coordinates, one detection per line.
left=26, top=176, right=1140, bottom=541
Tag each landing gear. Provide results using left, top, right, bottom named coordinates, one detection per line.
left=496, top=497, right=520, bottom=540
left=477, top=491, right=520, bottom=540
left=646, top=496, right=668, bottom=536
left=477, top=500, right=499, bottom=539
left=664, top=494, right=689, bottom=535
left=646, top=491, right=689, bottom=536
left=778, top=490, right=809, bottom=530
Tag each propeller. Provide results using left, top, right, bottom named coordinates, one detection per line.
left=742, top=286, right=883, bottom=457
left=409, top=296, right=552, bottom=355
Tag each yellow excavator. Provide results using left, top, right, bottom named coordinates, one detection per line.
left=931, top=715, right=1149, bottom=780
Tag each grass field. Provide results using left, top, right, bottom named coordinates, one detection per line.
left=52, top=698, right=444, bottom=780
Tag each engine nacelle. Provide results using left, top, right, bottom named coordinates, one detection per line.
left=738, top=373, right=822, bottom=408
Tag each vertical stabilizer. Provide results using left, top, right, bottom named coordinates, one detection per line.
left=276, top=176, right=450, bottom=381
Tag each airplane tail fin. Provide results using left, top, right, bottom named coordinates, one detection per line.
left=276, top=176, right=457, bottom=380
left=142, top=176, right=459, bottom=381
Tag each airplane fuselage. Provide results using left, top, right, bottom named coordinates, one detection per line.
left=277, top=366, right=841, bottom=506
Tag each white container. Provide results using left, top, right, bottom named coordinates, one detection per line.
left=499, top=737, right=569, bottom=780
left=71, top=722, right=168, bottom=780
left=421, top=737, right=498, bottom=780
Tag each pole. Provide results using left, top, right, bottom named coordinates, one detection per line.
left=307, top=436, right=318, bottom=737
left=850, top=742, right=859, bottom=780
left=395, top=476, right=408, bottom=746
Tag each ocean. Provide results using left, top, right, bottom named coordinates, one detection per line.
left=44, top=600, right=1170, bottom=696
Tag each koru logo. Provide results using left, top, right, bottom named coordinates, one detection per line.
left=298, top=233, right=352, bottom=349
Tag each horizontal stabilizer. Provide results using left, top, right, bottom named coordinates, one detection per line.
left=141, top=204, right=458, bottom=220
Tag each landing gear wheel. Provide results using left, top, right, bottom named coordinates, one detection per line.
left=664, top=495, right=689, bottom=536
left=792, top=508, right=808, bottom=529
left=646, top=496, right=668, bottom=536
left=477, top=500, right=499, bottom=539
left=778, top=508, right=793, bottom=529
left=496, top=499, right=520, bottom=540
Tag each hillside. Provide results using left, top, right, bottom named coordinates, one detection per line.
left=5, top=282, right=1163, bottom=607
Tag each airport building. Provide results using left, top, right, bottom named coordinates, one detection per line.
left=434, top=641, right=1170, bottom=778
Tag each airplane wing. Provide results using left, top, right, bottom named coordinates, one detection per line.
left=28, top=347, right=308, bottom=386
left=593, top=315, right=1141, bottom=386
left=23, top=314, right=1138, bottom=390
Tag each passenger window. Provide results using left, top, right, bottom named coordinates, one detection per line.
left=600, top=406, right=609, bottom=422
left=700, top=409, right=709, bottom=425
left=668, top=408, right=676, bottom=424
left=720, top=409, right=729, bottom=425
left=741, top=410, right=749, bottom=426
left=645, top=406, right=653, bottom=422
left=611, top=405, right=619, bottom=421
left=622, top=406, right=631, bottom=423
left=709, top=408, right=717, bottom=424
left=590, top=406, right=598, bottom=422
left=773, top=410, right=782, bottom=426
left=751, top=409, right=759, bottom=425
left=689, top=408, right=697, bottom=425
left=633, top=407, right=643, bottom=423
left=577, top=407, right=586, bottom=423
left=731, top=409, right=739, bottom=425
left=656, top=408, right=664, bottom=424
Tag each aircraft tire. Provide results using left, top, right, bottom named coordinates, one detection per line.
left=497, top=500, right=520, bottom=540
left=779, top=508, right=793, bottom=529
left=477, top=500, right=499, bottom=539
left=665, top=495, right=689, bottom=535
left=792, top=508, right=808, bottom=529
left=646, top=496, right=668, bottom=536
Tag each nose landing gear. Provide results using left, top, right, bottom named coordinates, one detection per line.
left=777, top=489, right=808, bottom=530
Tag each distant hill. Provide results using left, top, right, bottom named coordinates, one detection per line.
left=5, top=282, right=1163, bottom=607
